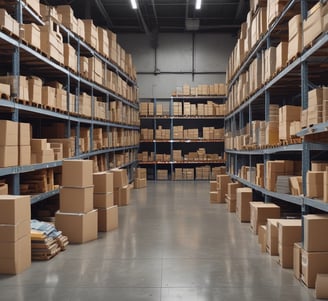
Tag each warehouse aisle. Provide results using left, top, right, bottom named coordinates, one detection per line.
left=0, top=181, right=315, bottom=301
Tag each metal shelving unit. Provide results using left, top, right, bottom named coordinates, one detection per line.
left=139, top=96, right=226, bottom=180
left=225, top=0, right=328, bottom=214
left=0, top=1, right=139, bottom=204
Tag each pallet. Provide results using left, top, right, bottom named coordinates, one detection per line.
left=0, top=92, right=10, bottom=100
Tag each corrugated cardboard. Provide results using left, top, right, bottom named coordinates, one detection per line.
left=94, top=192, right=114, bottom=209
left=0, top=195, right=30, bottom=224
left=55, top=210, right=98, bottom=244
left=0, top=234, right=31, bottom=274
left=0, top=120, right=18, bottom=146
left=0, top=146, right=18, bottom=167
left=93, top=172, right=113, bottom=193
left=315, top=274, right=328, bottom=299
left=250, top=202, right=280, bottom=234
left=236, top=188, right=252, bottom=222
left=98, top=206, right=118, bottom=232
left=0, top=220, right=30, bottom=242
left=60, top=186, right=94, bottom=213
left=293, top=242, right=302, bottom=279
left=62, top=160, right=93, bottom=187
left=304, top=214, right=328, bottom=252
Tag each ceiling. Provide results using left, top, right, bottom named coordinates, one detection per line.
left=45, top=0, right=249, bottom=34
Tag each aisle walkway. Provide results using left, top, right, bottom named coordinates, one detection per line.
left=0, top=181, right=315, bottom=300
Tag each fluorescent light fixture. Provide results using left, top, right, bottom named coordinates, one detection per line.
left=195, top=0, right=202, bottom=10
left=131, top=0, right=137, bottom=9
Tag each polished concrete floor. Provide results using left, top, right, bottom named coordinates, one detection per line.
left=0, top=181, right=316, bottom=301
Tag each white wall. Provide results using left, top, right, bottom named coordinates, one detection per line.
left=118, top=33, right=236, bottom=99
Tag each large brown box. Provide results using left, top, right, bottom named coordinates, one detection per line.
left=98, top=206, right=118, bottom=232
left=0, top=235, right=31, bottom=274
left=275, top=41, right=288, bottom=71
left=93, top=172, right=113, bottom=193
left=62, top=160, right=93, bottom=187
left=304, top=214, right=328, bottom=252
left=19, top=145, right=31, bottom=166
left=0, top=120, right=18, bottom=146
left=301, top=249, right=328, bottom=288
left=63, top=43, right=77, bottom=72
left=28, top=76, right=42, bottom=105
left=278, top=219, right=302, bottom=268
left=307, top=171, right=325, bottom=199
left=0, top=220, right=30, bottom=242
left=55, top=209, right=98, bottom=244
left=19, top=122, right=31, bottom=146
left=112, top=168, right=128, bottom=188
left=56, top=5, right=78, bottom=34
left=60, top=186, right=94, bottom=213
left=0, top=195, right=30, bottom=224
left=134, top=178, right=147, bottom=189
left=22, top=23, right=40, bottom=49
left=82, top=19, right=98, bottom=50
left=293, top=242, right=302, bottom=280
left=0, top=146, right=18, bottom=167
left=94, top=192, right=114, bottom=209
left=0, top=9, right=19, bottom=37
left=303, top=2, right=323, bottom=48
left=236, top=188, right=252, bottom=222
left=266, top=218, right=281, bottom=255
left=250, top=202, right=280, bottom=234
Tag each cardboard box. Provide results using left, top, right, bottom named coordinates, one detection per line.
left=22, top=23, right=40, bottom=49
left=27, top=76, right=42, bottom=105
left=60, top=186, right=94, bottom=213
left=275, top=41, right=288, bottom=71
left=56, top=5, right=78, bottom=34
left=315, top=274, right=328, bottom=299
left=23, top=0, right=40, bottom=16
left=0, top=234, right=31, bottom=274
left=19, top=145, right=31, bottom=166
left=236, top=188, right=252, bottom=222
left=0, top=120, right=18, bottom=146
left=307, top=171, right=324, bottom=199
left=62, top=160, right=93, bottom=187
left=98, top=205, right=118, bottom=232
left=0, top=220, right=30, bottom=242
left=0, top=183, right=8, bottom=195
left=119, top=185, right=130, bottom=206
left=267, top=218, right=281, bottom=255
left=0, top=146, right=18, bottom=167
left=83, top=19, right=98, bottom=50
left=93, top=172, right=113, bottom=193
left=42, top=86, right=56, bottom=107
left=0, top=76, right=29, bottom=101
left=112, top=168, right=128, bottom=188
left=303, top=2, right=323, bottom=48
left=55, top=209, right=98, bottom=244
left=63, top=43, right=77, bottom=72
left=134, top=178, right=147, bottom=189
left=304, top=214, right=328, bottom=252
left=94, top=192, right=114, bottom=209
left=19, top=122, right=31, bottom=146
left=258, top=225, right=267, bottom=253
left=0, top=195, right=30, bottom=224
left=250, top=202, right=280, bottom=234
left=294, top=242, right=302, bottom=280
left=301, top=249, right=328, bottom=288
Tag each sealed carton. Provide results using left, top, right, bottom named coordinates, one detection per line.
left=98, top=206, right=118, bottom=232
left=62, top=159, right=93, bottom=187
left=60, top=186, right=94, bottom=213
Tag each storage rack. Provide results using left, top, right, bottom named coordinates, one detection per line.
left=139, top=96, right=225, bottom=180
left=225, top=0, right=328, bottom=215
left=0, top=1, right=139, bottom=204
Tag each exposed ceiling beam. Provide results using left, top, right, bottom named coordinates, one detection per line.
left=151, top=0, right=159, bottom=26
left=94, top=0, right=114, bottom=28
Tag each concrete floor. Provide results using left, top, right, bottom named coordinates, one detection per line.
left=0, top=181, right=316, bottom=301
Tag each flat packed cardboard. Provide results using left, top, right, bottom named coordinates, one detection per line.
left=55, top=209, right=98, bottom=244
left=0, top=195, right=30, bottom=224
left=0, top=235, right=31, bottom=274
left=293, top=242, right=302, bottom=280
left=62, top=160, right=93, bottom=187
left=60, top=186, right=94, bottom=213
left=98, top=206, right=118, bottom=232
left=0, top=220, right=30, bottom=242
left=315, top=274, right=328, bottom=299
left=301, top=249, right=328, bottom=288
left=93, top=172, right=113, bottom=193
left=304, top=214, right=328, bottom=252
left=94, top=192, right=114, bottom=209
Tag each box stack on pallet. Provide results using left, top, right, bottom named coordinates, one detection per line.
left=93, top=172, right=118, bottom=232
left=55, top=160, right=98, bottom=244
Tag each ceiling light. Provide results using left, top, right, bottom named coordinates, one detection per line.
left=131, top=0, right=137, bottom=9
left=195, top=0, right=202, bottom=10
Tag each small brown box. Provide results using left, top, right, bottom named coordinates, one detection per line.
left=98, top=205, right=118, bottom=232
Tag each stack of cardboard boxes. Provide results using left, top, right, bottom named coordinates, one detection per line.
left=93, top=172, right=118, bottom=232
left=56, top=160, right=98, bottom=244
left=210, top=175, right=232, bottom=204
left=0, top=120, right=18, bottom=168
left=226, top=182, right=243, bottom=212
left=0, top=195, right=31, bottom=274
left=157, top=169, right=168, bottom=180
left=112, top=168, right=130, bottom=206
left=236, top=187, right=252, bottom=222
left=134, top=168, right=147, bottom=189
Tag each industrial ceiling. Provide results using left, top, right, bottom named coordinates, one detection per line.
left=45, top=0, right=249, bottom=34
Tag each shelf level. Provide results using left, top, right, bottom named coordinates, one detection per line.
left=229, top=174, right=303, bottom=206
left=140, top=115, right=225, bottom=120
left=225, top=144, right=303, bottom=155
left=139, top=160, right=225, bottom=165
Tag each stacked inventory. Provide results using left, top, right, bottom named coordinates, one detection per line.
left=0, top=195, right=31, bottom=274
left=55, top=160, right=98, bottom=244
left=134, top=168, right=147, bottom=188
left=93, top=172, right=118, bottom=232
left=0, top=0, right=139, bottom=205
left=112, top=168, right=130, bottom=206
left=139, top=96, right=225, bottom=180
